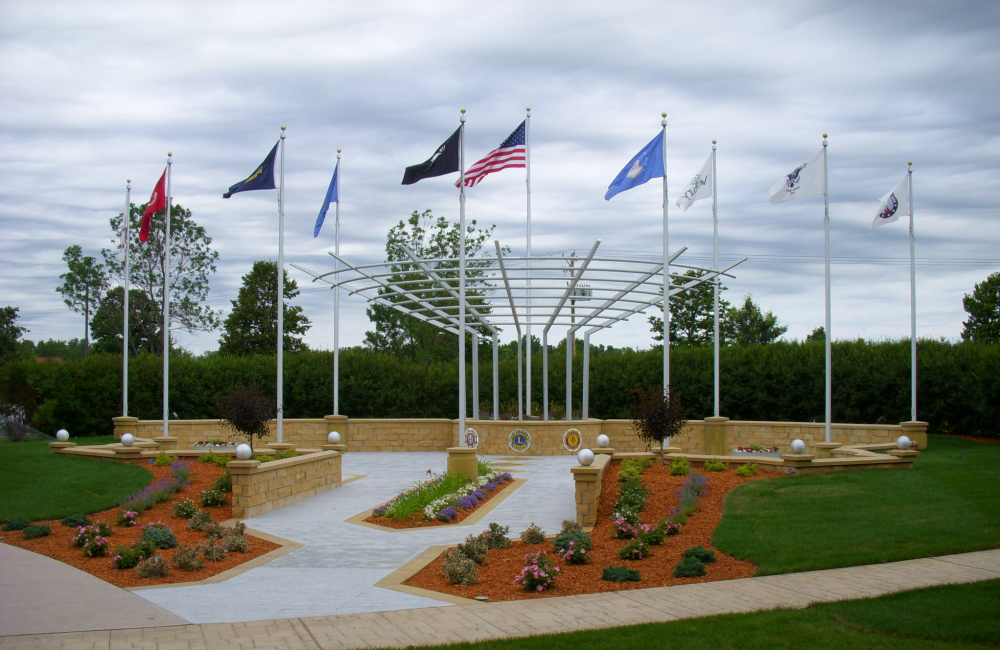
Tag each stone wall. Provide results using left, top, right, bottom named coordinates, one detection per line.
left=571, top=453, right=611, bottom=527
left=228, top=450, right=342, bottom=519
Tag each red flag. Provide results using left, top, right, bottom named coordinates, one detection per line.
left=140, top=169, right=167, bottom=242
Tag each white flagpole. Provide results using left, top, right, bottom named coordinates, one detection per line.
left=822, top=133, right=831, bottom=443
left=661, top=112, right=670, bottom=395
left=712, top=140, right=719, bottom=417
left=162, top=154, right=172, bottom=438
left=277, top=126, right=286, bottom=443
left=525, top=106, right=532, bottom=419
left=334, top=149, right=341, bottom=416
left=908, top=161, right=917, bottom=421
left=122, top=179, right=131, bottom=417
left=459, top=109, right=467, bottom=442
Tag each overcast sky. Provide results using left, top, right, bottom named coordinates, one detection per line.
left=2, top=0, right=998, bottom=355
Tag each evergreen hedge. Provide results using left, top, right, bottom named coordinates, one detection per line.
left=1, top=341, right=996, bottom=437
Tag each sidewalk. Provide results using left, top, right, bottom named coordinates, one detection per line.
left=2, top=549, right=997, bottom=649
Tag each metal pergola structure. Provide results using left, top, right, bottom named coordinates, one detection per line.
left=292, top=239, right=744, bottom=432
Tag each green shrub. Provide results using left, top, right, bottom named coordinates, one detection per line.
left=669, top=457, right=690, bottom=476
left=456, top=534, right=489, bottom=564
left=703, top=460, right=727, bottom=472
left=199, top=452, right=230, bottom=468
left=173, top=545, right=205, bottom=571
left=252, top=453, right=274, bottom=463
left=187, top=510, right=213, bottom=531
left=199, top=488, right=227, bottom=507
left=111, top=541, right=155, bottom=569
left=682, top=545, right=717, bottom=564
left=640, top=524, right=665, bottom=546
left=480, top=522, right=511, bottom=549
left=222, top=532, right=250, bottom=553
left=602, top=566, right=641, bottom=582
left=172, top=498, right=197, bottom=519
left=560, top=519, right=583, bottom=536
left=135, top=555, right=170, bottom=579
left=141, top=524, right=178, bottom=549
left=275, top=449, right=297, bottom=460
left=553, top=532, right=591, bottom=564
left=61, top=513, right=91, bottom=528
left=673, top=556, right=706, bottom=578
left=198, top=540, right=227, bottom=562
left=213, top=471, right=232, bottom=494
left=202, top=522, right=225, bottom=539
left=619, top=539, right=649, bottom=561
left=2, top=517, right=30, bottom=531
left=736, top=463, right=758, bottom=477
left=441, top=548, right=478, bottom=585
left=22, top=524, right=50, bottom=539
left=520, top=523, right=546, bottom=544
left=153, top=452, right=172, bottom=467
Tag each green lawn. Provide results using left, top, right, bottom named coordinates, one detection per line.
left=712, top=434, right=1000, bottom=575
left=416, top=579, right=1000, bottom=649
left=0, top=440, right=151, bottom=522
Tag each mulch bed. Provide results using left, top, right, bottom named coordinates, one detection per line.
left=404, top=460, right=764, bottom=601
left=0, top=460, right=279, bottom=588
left=364, top=478, right=516, bottom=529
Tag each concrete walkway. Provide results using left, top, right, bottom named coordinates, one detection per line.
left=2, top=549, right=998, bottom=649
left=0, top=543, right=188, bottom=637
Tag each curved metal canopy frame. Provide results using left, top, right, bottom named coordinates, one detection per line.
left=292, top=239, right=744, bottom=423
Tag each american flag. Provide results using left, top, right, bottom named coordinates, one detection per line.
left=458, top=120, right=526, bottom=187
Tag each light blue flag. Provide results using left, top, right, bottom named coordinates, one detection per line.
left=314, top=161, right=339, bottom=238
left=604, top=131, right=665, bottom=200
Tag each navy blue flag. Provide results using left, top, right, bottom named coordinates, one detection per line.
left=223, top=141, right=278, bottom=199
left=314, top=160, right=339, bottom=238
left=604, top=131, right=665, bottom=200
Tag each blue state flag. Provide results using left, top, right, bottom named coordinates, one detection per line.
left=604, top=131, right=665, bottom=201
left=314, top=161, right=339, bottom=238
left=223, top=141, right=278, bottom=199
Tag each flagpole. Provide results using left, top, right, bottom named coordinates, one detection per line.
left=712, top=140, right=719, bottom=417
left=822, top=134, right=831, bottom=443
left=277, top=126, right=286, bottom=443
left=334, top=149, right=341, bottom=416
left=908, top=161, right=917, bottom=421
left=122, top=179, right=131, bottom=417
left=162, top=154, right=172, bottom=439
left=525, top=106, right=532, bottom=419
left=459, top=109, right=467, bottom=443
left=661, top=112, right=670, bottom=396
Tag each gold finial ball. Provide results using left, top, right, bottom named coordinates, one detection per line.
left=526, top=107, right=531, bottom=112
left=823, top=133, right=828, bottom=138
left=712, top=139, right=717, bottom=144
left=127, top=178, right=131, bottom=183
left=908, top=160, right=913, bottom=165
left=661, top=112, right=667, bottom=118
left=168, top=152, right=172, bottom=156
left=337, top=148, right=342, bottom=153
left=460, top=108, right=466, bottom=113
left=281, top=125, right=286, bottom=131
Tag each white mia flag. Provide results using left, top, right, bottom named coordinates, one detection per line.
left=676, top=153, right=714, bottom=211
left=768, top=148, right=825, bottom=204
left=871, top=174, right=909, bottom=230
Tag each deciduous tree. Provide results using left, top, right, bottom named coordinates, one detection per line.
left=56, top=246, right=107, bottom=357
left=218, top=261, right=311, bottom=356
left=962, top=272, right=1000, bottom=344
left=90, top=287, right=161, bottom=355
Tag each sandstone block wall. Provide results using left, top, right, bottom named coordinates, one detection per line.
left=229, top=450, right=342, bottom=519
left=572, top=453, right=611, bottom=527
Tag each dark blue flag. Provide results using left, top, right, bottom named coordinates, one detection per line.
left=605, top=131, right=665, bottom=200
left=223, top=141, right=278, bottom=199
left=314, top=160, right=339, bottom=238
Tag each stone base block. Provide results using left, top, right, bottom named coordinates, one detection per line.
left=154, top=436, right=179, bottom=451
left=447, top=447, right=478, bottom=481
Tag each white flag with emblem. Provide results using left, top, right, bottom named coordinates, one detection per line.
left=871, top=174, right=909, bottom=230
left=676, top=153, right=714, bottom=211
left=768, top=148, right=825, bottom=204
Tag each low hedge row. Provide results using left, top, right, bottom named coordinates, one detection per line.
left=1, top=340, right=997, bottom=437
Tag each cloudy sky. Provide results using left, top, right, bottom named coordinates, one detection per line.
left=2, top=0, right=998, bottom=355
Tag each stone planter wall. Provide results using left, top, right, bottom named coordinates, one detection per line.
left=227, top=450, right=342, bottom=519
left=571, top=453, right=612, bottom=527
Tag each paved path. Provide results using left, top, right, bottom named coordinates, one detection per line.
left=0, top=543, right=188, bottom=637
left=133, top=452, right=577, bottom=623
left=2, top=549, right=998, bottom=649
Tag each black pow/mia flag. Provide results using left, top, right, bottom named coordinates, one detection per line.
left=402, top=127, right=461, bottom=185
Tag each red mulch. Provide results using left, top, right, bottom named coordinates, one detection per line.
left=404, top=460, right=764, bottom=601
left=364, top=478, right=516, bottom=529
left=0, top=461, right=279, bottom=588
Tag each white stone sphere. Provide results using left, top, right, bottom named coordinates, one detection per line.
left=235, top=444, right=253, bottom=460
left=896, top=435, right=911, bottom=450
left=121, top=433, right=135, bottom=447
left=55, top=429, right=69, bottom=442
left=577, top=449, right=595, bottom=466
left=790, top=439, right=806, bottom=454
left=596, top=434, right=610, bottom=448
left=327, top=431, right=341, bottom=445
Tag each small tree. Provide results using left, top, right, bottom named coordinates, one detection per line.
left=56, top=246, right=108, bottom=358
left=216, top=384, right=273, bottom=452
left=628, top=386, right=688, bottom=467
left=962, top=271, right=1000, bottom=343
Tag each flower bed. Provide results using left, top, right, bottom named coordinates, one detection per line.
left=404, top=460, right=764, bottom=600
left=193, top=440, right=239, bottom=450
left=0, top=461, right=279, bottom=587
left=364, top=469, right=515, bottom=529
left=732, top=445, right=782, bottom=458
